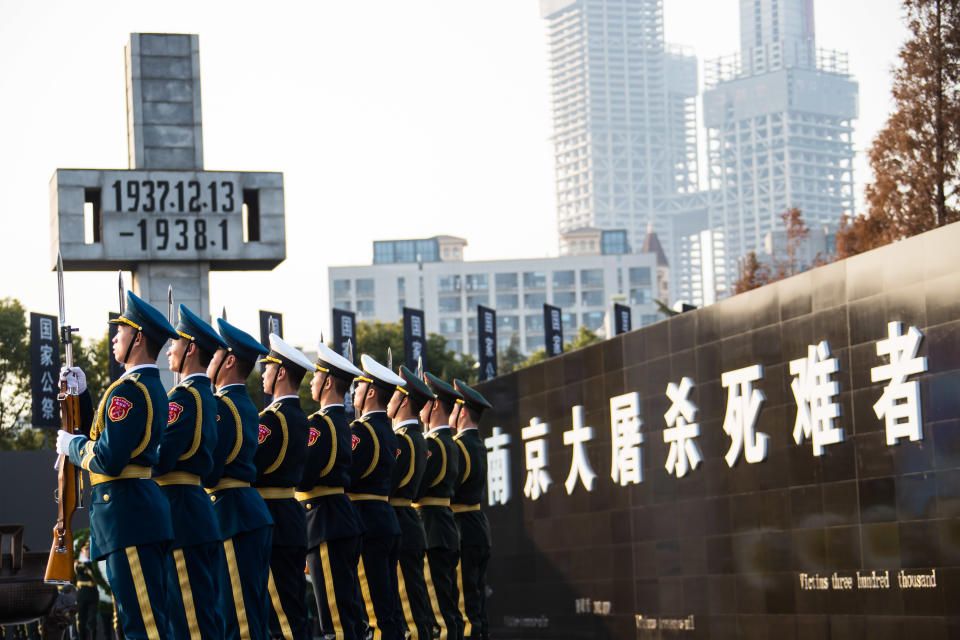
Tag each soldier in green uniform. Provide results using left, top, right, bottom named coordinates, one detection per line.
left=74, top=543, right=98, bottom=640
left=57, top=291, right=177, bottom=640
left=349, top=355, right=404, bottom=640
left=296, top=342, right=366, bottom=640
left=386, top=366, right=434, bottom=640
left=451, top=380, right=493, bottom=640
left=156, top=304, right=225, bottom=640
left=417, top=372, right=464, bottom=640
left=205, top=318, right=275, bottom=640
left=257, top=334, right=315, bottom=640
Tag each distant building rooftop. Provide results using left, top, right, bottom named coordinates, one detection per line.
left=373, top=235, right=468, bottom=264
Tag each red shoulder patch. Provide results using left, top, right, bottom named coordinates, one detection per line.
left=168, top=402, right=184, bottom=425
left=308, top=428, right=321, bottom=446
left=396, top=448, right=401, bottom=458
left=351, top=434, right=360, bottom=450
left=426, top=449, right=432, bottom=459
left=108, top=396, right=133, bottom=422
left=258, top=424, right=271, bottom=444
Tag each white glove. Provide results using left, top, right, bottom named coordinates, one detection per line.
left=56, top=429, right=82, bottom=456
left=59, top=366, right=87, bottom=394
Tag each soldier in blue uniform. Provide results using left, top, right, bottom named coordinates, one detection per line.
left=451, top=380, right=493, bottom=640
left=257, top=334, right=315, bottom=640
left=349, top=355, right=404, bottom=640
left=417, top=372, right=464, bottom=640
left=205, top=319, right=275, bottom=640
left=56, top=291, right=177, bottom=640
left=156, top=304, right=225, bottom=640
left=296, top=342, right=366, bottom=640
left=386, top=366, right=434, bottom=640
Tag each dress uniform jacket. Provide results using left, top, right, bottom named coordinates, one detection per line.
left=155, top=375, right=221, bottom=547
left=256, top=394, right=311, bottom=640
left=154, top=373, right=223, bottom=640
left=349, top=410, right=403, bottom=640
left=417, top=425, right=462, bottom=640
left=390, top=419, right=432, bottom=640
left=298, top=404, right=365, bottom=640
left=418, top=426, right=460, bottom=551
left=205, top=383, right=274, bottom=640
left=452, top=428, right=491, bottom=640
left=67, top=365, right=174, bottom=640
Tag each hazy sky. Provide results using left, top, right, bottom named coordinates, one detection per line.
left=0, top=0, right=907, bottom=347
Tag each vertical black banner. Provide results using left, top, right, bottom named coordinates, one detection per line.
left=544, top=303, right=563, bottom=358
left=477, top=305, right=497, bottom=381
left=332, top=308, right=357, bottom=364
left=108, top=312, right=125, bottom=382
left=613, top=303, right=632, bottom=335
left=30, top=312, right=60, bottom=428
left=403, top=307, right=426, bottom=371
left=258, top=310, right=283, bottom=407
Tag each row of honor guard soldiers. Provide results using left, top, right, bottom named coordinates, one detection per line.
left=55, top=291, right=493, bottom=640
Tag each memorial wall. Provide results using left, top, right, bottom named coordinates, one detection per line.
left=476, top=222, right=960, bottom=638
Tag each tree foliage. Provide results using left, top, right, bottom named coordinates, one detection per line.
left=0, top=298, right=30, bottom=434
left=731, top=209, right=815, bottom=294
left=836, top=0, right=960, bottom=257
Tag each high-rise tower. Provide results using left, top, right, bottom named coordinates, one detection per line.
left=540, top=0, right=698, bottom=255
left=703, top=0, right=858, bottom=294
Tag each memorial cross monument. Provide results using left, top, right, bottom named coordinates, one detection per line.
left=50, top=33, right=285, bottom=384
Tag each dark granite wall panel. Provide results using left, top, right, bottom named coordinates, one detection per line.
left=476, top=223, right=960, bottom=639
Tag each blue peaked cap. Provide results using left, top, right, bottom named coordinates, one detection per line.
left=110, top=291, right=178, bottom=346
left=216, top=318, right=269, bottom=363
left=176, top=304, right=227, bottom=355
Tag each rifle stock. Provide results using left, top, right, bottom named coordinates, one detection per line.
left=44, top=387, right=81, bottom=584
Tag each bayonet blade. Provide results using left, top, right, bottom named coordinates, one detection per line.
left=167, top=285, right=174, bottom=325
left=117, top=270, right=125, bottom=314
left=346, top=340, right=354, bottom=364
left=417, top=355, right=423, bottom=379
left=221, top=306, right=227, bottom=321
left=387, top=346, right=393, bottom=371
left=56, top=253, right=66, bottom=326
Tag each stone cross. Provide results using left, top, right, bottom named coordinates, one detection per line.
left=51, top=33, right=285, bottom=385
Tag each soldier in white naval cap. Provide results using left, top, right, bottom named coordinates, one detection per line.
left=256, top=334, right=315, bottom=640
left=349, top=354, right=406, bottom=640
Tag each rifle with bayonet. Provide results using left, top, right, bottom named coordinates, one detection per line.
left=44, top=253, right=81, bottom=584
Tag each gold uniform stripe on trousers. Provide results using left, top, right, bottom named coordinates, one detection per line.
left=422, top=557, right=448, bottom=640
left=124, top=546, right=161, bottom=640
left=357, top=557, right=381, bottom=640
left=173, top=549, right=202, bottom=640
left=267, top=569, right=294, bottom=640
left=224, top=539, right=252, bottom=640
left=396, top=562, right=418, bottom=640
left=456, top=559, right=473, bottom=637
left=318, top=542, right=345, bottom=640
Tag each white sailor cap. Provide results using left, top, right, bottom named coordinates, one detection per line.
left=315, top=341, right=363, bottom=380
left=356, top=353, right=405, bottom=390
left=259, top=333, right=317, bottom=375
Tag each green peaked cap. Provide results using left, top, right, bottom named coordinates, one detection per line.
left=423, top=371, right=463, bottom=403
left=398, top=365, right=436, bottom=403
left=454, top=378, right=492, bottom=413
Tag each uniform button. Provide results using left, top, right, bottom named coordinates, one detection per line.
left=210, top=495, right=216, bottom=502
left=103, top=494, right=110, bottom=502
left=306, top=503, right=312, bottom=510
